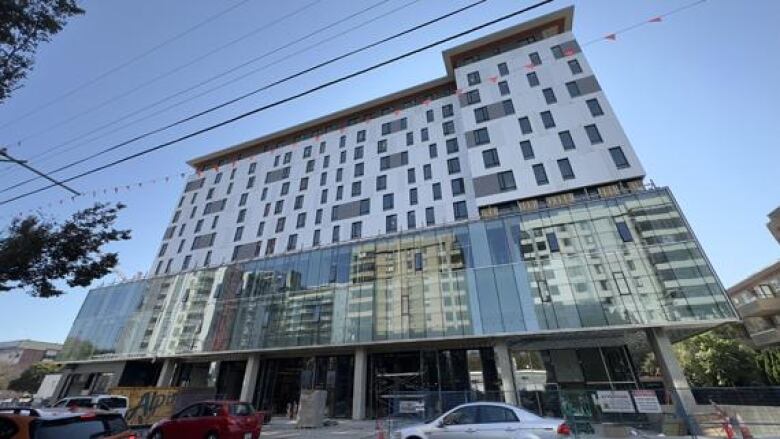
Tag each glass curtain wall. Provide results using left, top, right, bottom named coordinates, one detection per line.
left=60, top=189, right=734, bottom=361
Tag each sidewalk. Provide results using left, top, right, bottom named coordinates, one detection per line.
left=261, top=418, right=386, bottom=439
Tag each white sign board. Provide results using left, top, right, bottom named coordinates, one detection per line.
left=399, top=400, right=425, bottom=414
left=596, top=390, right=635, bottom=413
left=632, top=390, right=662, bottom=413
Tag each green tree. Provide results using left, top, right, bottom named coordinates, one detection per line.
left=756, top=348, right=780, bottom=385
left=0, top=0, right=84, bottom=102
left=0, top=202, right=130, bottom=297
left=675, top=331, right=766, bottom=387
left=7, top=362, right=61, bottom=393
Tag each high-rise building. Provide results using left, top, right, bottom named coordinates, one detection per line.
left=57, top=7, right=736, bottom=425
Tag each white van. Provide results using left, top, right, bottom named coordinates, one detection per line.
left=51, top=394, right=129, bottom=417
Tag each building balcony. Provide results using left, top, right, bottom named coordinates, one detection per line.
left=749, top=328, right=780, bottom=348
left=735, top=296, right=780, bottom=318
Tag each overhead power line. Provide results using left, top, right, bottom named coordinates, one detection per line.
left=1, top=0, right=485, bottom=193
left=0, top=0, right=554, bottom=206
left=3, top=0, right=326, bottom=147
left=2, top=0, right=420, bottom=182
left=0, top=0, right=253, bottom=130
left=0, top=148, right=80, bottom=196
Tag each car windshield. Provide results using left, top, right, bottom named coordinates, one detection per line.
left=33, top=419, right=106, bottom=439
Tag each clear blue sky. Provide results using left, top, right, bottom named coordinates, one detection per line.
left=0, top=0, right=778, bottom=343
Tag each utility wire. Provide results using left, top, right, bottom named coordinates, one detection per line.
left=0, top=0, right=555, bottom=206
left=0, top=0, right=253, bottom=130
left=0, top=0, right=485, bottom=194
left=2, top=0, right=419, bottom=183
left=0, top=148, right=80, bottom=196
left=3, top=0, right=325, bottom=147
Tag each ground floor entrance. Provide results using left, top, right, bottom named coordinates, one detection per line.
left=253, top=355, right=354, bottom=418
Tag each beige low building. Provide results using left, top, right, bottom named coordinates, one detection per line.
left=728, top=261, right=780, bottom=348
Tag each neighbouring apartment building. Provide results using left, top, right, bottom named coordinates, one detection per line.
left=57, top=7, right=736, bottom=423
left=729, top=261, right=780, bottom=348
left=0, top=340, right=62, bottom=385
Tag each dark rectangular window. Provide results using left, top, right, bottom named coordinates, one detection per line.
left=323, top=155, right=330, bottom=168
left=275, top=217, right=285, bottom=233
left=451, top=178, right=465, bottom=196
left=313, top=229, right=320, bottom=246
left=303, top=145, right=312, bottom=158
left=294, top=195, right=304, bottom=209
left=587, top=98, right=604, bottom=116
left=339, top=150, right=347, bottom=164
left=498, top=62, right=509, bottom=76
left=248, top=162, right=256, bottom=174
left=336, top=168, right=343, bottom=182
left=497, top=170, right=516, bottom=191
left=498, top=80, right=510, bottom=96
left=429, top=143, right=438, bottom=158
left=266, top=238, right=275, bottom=255
left=407, top=211, right=416, bottom=229
left=546, top=232, right=560, bottom=252
left=543, top=88, right=557, bottom=104
left=557, top=158, right=575, bottom=180
left=482, top=148, right=500, bottom=168
left=442, top=104, right=454, bottom=118
left=442, top=120, right=455, bottom=135
left=446, top=138, right=459, bottom=154
left=409, top=187, right=418, bottom=205
left=568, top=59, right=583, bottom=74
left=407, top=168, right=416, bottom=184
left=609, top=147, right=630, bottom=169
left=526, top=71, right=539, bottom=87
left=559, top=130, right=576, bottom=150
left=533, top=164, right=549, bottom=185
left=381, top=122, right=391, bottom=135
left=274, top=200, right=283, bottom=214
left=425, top=207, right=435, bottom=226
left=336, top=185, right=343, bottom=200
left=299, top=177, right=308, bottom=191
left=423, top=164, right=432, bottom=180
left=453, top=201, right=468, bottom=220
left=518, top=116, right=532, bottom=134
left=616, top=222, right=634, bottom=242
left=377, top=139, right=387, bottom=154
left=234, top=226, right=244, bottom=242
left=502, top=99, right=515, bottom=115
left=541, top=111, right=555, bottom=128
left=474, top=127, right=490, bottom=145
left=585, top=124, right=603, bottom=144
left=529, top=52, right=542, bottom=65
left=376, top=175, right=387, bottom=191
left=467, top=71, right=481, bottom=85
left=257, top=221, right=265, bottom=236
left=383, top=193, right=394, bottom=211
left=432, top=182, right=442, bottom=200
left=354, top=145, right=363, bottom=160
left=284, top=151, right=292, bottom=164
left=354, top=162, right=364, bottom=177
left=296, top=212, right=306, bottom=228
left=237, top=209, right=246, bottom=223
left=320, top=189, right=328, bottom=204
left=357, top=130, right=366, bottom=143
left=421, top=127, right=429, bottom=142
left=380, top=156, right=390, bottom=170
left=332, top=225, right=340, bottom=243
left=386, top=214, right=397, bottom=233
left=447, top=158, right=461, bottom=174
left=280, top=182, right=289, bottom=196
left=306, top=159, right=315, bottom=172
left=426, top=109, right=434, bottom=123
left=320, top=172, right=327, bottom=186
left=520, top=140, right=534, bottom=159
left=551, top=45, right=564, bottom=58
left=466, top=89, right=481, bottom=105
left=474, top=107, right=489, bottom=123
left=406, top=131, right=414, bottom=146
left=315, top=208, right=322, bottom=224
left=566, top=81, right=581, bottom=97
left=351, top=181, right=361, bottom=197
left=351, top=221, right=362, bottom=239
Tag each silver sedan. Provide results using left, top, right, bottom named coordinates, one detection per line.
left=393, top=402, right=570, bottom=439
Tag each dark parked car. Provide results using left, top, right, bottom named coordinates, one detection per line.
left=148, top=401, right=263, bottom=439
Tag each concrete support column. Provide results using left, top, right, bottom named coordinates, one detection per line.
left=352, top=347, right=367, bottom=420
left=240, top=355, right=261, bottom=403
left=493, top=340, right=518, bottom=406
left=156, top=359, right=176, bottom=387
left=646, top=327, right=700, bottom=434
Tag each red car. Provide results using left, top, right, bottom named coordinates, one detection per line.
left=148, top=401, right=263, bottom=439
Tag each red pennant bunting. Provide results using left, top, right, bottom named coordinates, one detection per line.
left=523, top=63, right=535, bottom=71
left=563, top=47, right=575, bottom=56
left=648, top=16, right=662, bottom=23
left=488, top=76, right=498, bottom=83
left=605, top=33, right=617, bottom=41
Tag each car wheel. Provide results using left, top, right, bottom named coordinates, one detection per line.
left=149, top=431, right=163, bottom=439
left=205, top=433, right=218, bottom=439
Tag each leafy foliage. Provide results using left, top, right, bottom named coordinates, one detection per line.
left=0, top=0, right=84, bottom=102
left=0, top=202, right=130, bottom=297
left=756, top=348, right=780, bottom=385
left=7, top=362, right=60, bottom=393
left=675, top=332, right=765, bottom=387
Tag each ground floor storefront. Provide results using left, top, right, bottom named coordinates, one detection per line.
left=56, top=326, right=708, bottom=429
